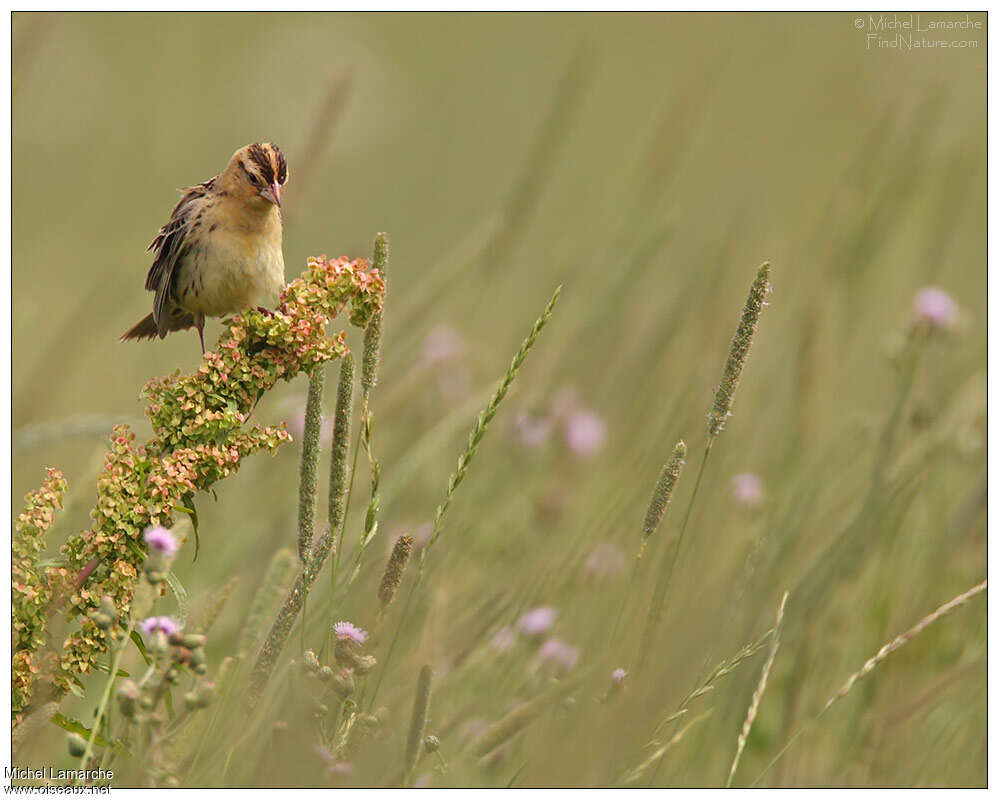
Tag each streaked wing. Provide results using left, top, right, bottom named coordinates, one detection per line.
left=144, top=178, right=215, bottom=332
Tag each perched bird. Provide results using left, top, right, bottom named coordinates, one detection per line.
left=121, top=142, right=289, bottom=353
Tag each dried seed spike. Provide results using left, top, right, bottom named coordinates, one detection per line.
left=727, top=591, right=789, bottom=787
left=641, top=440, right=686, bottom=540
left=362, top=232, right=389, bottom=397
left=246, top=357, right=356, bottom=705
left=822, top=580, right=986, bottom=715
left=379, top=535, right=414, bottom=610
left=297, top=366, right=325, bottom=563
left=327, top=353, right=355, bottom=535
left=708, top=261, right=771, bottom=439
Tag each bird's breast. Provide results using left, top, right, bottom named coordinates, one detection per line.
left=177, top=218, right=285, bottom=316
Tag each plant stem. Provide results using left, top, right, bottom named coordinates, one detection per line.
left=637, top=441, right=712, bottom=671
left=78, top=618, right=136, bottom=775
left=366, top=286, right=561, bottom=708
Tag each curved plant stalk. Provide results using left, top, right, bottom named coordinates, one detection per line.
left=367, top=286, right=562, bottom=708
left=752, top=579, right=986, bottom=787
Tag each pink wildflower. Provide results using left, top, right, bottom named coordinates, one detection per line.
left=732, top=473, right=764, bottom=508
left=564, top=410, right=606, bottom=457
left=914, top=287, right=959, bottom=330
left=518, top=606, right=557, bottom=636
left=538, top=638, right=580, bottom=671
left=333, top=621, right=368, bottom=644
left=139, top=616, right=180, bottom=638
left=143, top=525, right=179, bottom=556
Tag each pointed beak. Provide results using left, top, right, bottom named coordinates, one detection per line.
left=269, top=182, right=282, bottom=207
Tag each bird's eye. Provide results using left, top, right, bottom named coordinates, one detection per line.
left=248, top=173, right=261, bottom=186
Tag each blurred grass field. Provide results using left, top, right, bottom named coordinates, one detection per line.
left=13, top=12, right=986, bottom=787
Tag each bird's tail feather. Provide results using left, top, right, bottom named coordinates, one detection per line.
left=120, top=310, right=195, bottom=342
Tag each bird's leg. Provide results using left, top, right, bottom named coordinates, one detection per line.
left=195, top=313, right=206, bottom=355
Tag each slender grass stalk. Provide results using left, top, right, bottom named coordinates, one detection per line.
left=367, top=286, right=561, bottom=708
left=425, top=285, right=561, bottom=557
left=775, top=327, right=926, bottom=781
left=345, top=411, right=380, bottom=588
left=248, top=357, right=355, bottom=708
left=326, top=354, right=356, bottom=645
left=637, top=623, right=775, bottom=787
left=403, top=665, right=433, bottom=784
left=77, top=619, right=135, bottom=774
left=822, top=580, right=985, bottom=714
left=610, top=440, right=686, bottom=644
left=620, top=710, right=713, bottom=785
left=297, top=367, right=326, bottom=564
left=727, top=591, right=789, bottom=787
left=77, top=579, right=154, bottom=775
left=237, top=548, right=295, bottom=661
left=332, top=233, right=387, bottom=602
left=637, top=262, right=772, bottom=671
left=752, top=579, right=986, bottom=787
left=636, top=443, right=709, bottom=672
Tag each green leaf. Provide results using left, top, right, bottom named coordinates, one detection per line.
left=360, top=521, right=379, bottom=549
left=179, top=492, right=200, bottom=561
left=50, top=714, right=126, bottom=753
left=93, top=662, right=130, bottom=677
left=166, top=571, right=189, bottom=627
left=130, top=631, right=152, bottom=665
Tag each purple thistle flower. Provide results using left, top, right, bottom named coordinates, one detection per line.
left=538, top=637, right=580, bottom=671
left=732, top=473, right=765, bottom=508
left=333, top=621, right=368, bottom=644
left=518, top=606, right=557, bottom=636
left=914, top=287, right=959, bottom=330
left=139, top=616, right=180, bottom=638
left=612, top=667, right=628, bottom=683
left=564, top=409, right=606, bottom=457
left=143, top=525, right=179, bottom=556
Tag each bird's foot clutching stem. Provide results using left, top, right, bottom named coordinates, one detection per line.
left=195, top=313, right=206, bottom=355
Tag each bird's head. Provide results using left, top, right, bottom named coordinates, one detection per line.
left=222, top=142, right=289, bottom=209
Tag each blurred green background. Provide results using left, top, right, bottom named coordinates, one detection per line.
left=13, top=12, right=986, bottom=787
